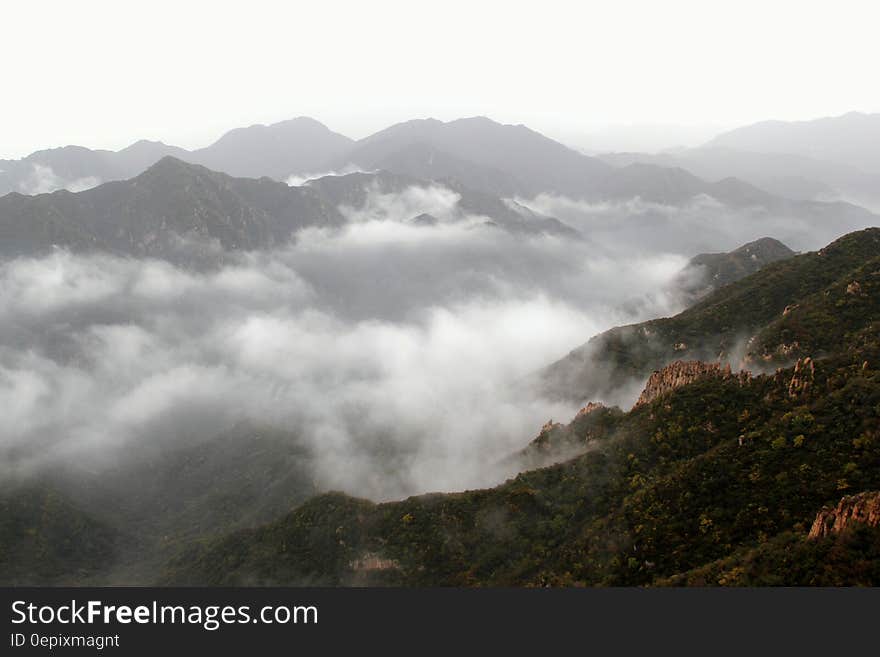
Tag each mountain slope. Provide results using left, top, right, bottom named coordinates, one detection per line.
left=676, top=237, right=796, bottom=298
left=160, top=227, right=880, bottom=586
left=0, top=485, right=120, bottom=585
left=540, top=228, right=880, bottom=404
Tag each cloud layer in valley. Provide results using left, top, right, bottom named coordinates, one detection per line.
left=7, top=180, right=869, bottom=500
left=17, top=164, right=101, bottom=195
left=0, top=183, right=701, bottom=500
left=521, top=193, right=877, bottom=254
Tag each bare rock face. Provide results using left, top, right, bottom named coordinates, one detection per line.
left=633, top=360, right=750, bottom=408
left=349, top=553, right=399, bottom=572
left=788, top=356, right=815, bottom=397
left=574, top=401, right=605, bottom=419
left=808, top=491, right=880, bottom=539
left=540, top=419, right=563, bottom=433
left=846, top=280, right=864, bottom=296
left=524, top=419, right=569, bottom=455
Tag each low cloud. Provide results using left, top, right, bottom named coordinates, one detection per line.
left=521, top=193, right=878, bottom=253
left=0, top=185, right=698, bottom=499
left=18, top=163, right=101, bottom=195
left=9, top=183, right=845, bottom=501
left=286, top=164, right=371, bottom=187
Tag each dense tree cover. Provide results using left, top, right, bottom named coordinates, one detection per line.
left=540, top=228, right=880, bottom=401
left=0, top=423, right=319, bottom=585
left=657, top=525, right=880, bottom=586
left=0, top=485, right=120, bottom=585
left=163, top=341, right=880, bottom=585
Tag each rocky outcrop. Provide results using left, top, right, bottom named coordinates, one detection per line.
left=574, top=401, right=605, bottom=419
left=808, top=491, right=880, bottom=539
left=349, top=553, right=399, bottom=572
left=788, top=356, right=815, bottom=397
left=540, top=419, right=563, bottom=433
left=519, top=403, right=619, bottom=467
left=633, top=360, right=750, bottom=408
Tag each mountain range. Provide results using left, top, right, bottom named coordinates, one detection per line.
left=4, top=112, right=879, bottom=209
left=0, top=117, right=352, bottom=195
left=0, top=156, right=579, bottom=261
left=2, top=114, right=877, bottom=265
left=599, top=113, right=880, bottom=210
left=707, top=111, right=880, bottom=173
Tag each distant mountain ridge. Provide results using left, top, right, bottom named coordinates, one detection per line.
left=599, top=145, right=880, bottom=209
left=3, top=114, right=878, bottom=256
left=192, top=117, right=353, bottom=179
left=334, top=116, right=612, bottom=198
left=5, top=114, right=875, bottom=211
left=706, top=111, right=880, bottom=173
left=0, top=157, right=577, bottom=261
left=0, top=117, right=353, bottom=196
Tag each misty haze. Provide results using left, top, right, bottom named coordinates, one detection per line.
left=2, top=1, right=880, bottom=591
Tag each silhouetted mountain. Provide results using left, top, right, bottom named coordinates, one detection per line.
left=706, top=111, right=880, bottom=173
left=190, top=117, right=354, bottom=179
left=0, top=157, right=341, bottom=260
left=0, top=118, right=353, bottom=197
left=5, top=115, right=880, bottom=224
left=0, top=157, right=577, bottom=260
left=0, top=143, right=187, bottom=196
left=333, top=117, right=880, bottom=221
left=114, top=140, right=192, bottom=176
left=600, top=146, right=880, bottom=209
left=335, top=116, right=612, bottom=198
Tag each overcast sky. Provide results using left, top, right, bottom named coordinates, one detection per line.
left=2, top=0, right=878, bottom=158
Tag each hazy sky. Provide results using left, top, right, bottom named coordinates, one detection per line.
left=2, top=0, right=878, bottom=158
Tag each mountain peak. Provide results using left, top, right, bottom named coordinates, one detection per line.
left=731, top=236, right=795, bottom=256
left=209, top=116, right=349, bottom=143
left=120, top=139, right=175, bottom=152
left=137, top=155, right=207, bottom=181
left=192, top=117, right=354, bottom=179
